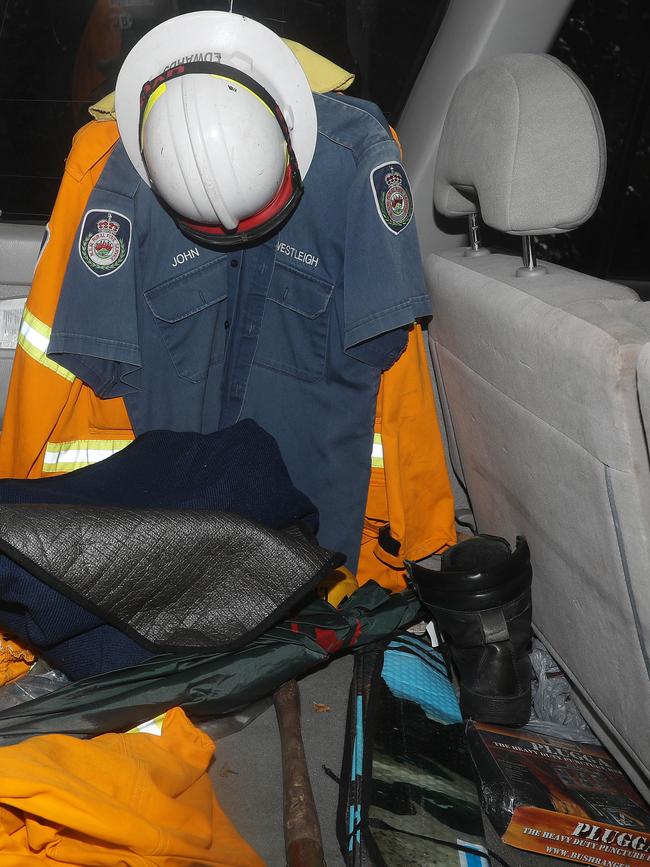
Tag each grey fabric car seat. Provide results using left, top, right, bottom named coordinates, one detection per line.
left=428, top=53, right=650, bottom=799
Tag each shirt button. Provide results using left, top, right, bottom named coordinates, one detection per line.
left=230, top=259, right=239, bottom=268
left=224, top=320, right=230, bottom=329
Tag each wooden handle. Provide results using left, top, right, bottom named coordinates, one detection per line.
left=274, top=679, right=327, bottom=867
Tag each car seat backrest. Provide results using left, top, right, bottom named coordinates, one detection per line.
left=637, top=345, right=650, bottom=438
left=427, top=53, right=650, bottom=799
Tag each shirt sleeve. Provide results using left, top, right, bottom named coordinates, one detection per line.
left=343, top=140, right=432, bottom=368
left=48, top=187, right=141, bottom=399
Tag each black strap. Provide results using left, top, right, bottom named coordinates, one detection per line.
left=138, top=60, right=301, bottom=184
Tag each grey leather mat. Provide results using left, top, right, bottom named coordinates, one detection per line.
left=0, top=504, right=339, bottom=651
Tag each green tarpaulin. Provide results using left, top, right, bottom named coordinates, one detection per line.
left=0, top=583, right=421, bottom=740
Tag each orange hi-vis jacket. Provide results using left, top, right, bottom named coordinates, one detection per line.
left=358, top=324, right=456, bottom=591
left=0, top=118, right=455, bottom=590
left=0, top=119, right=133, bottom=478
left=0, top=707, right=265, bottom=865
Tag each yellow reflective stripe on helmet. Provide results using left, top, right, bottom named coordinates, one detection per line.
left=371, top=432, right=384, bottom=468
left=128, top=713, right=166, bottom=736
left=18, top=309, right=75, bottom=382
left=140, top=81, right=167, bottom=147
left=42, top=439, right=132, bottom=474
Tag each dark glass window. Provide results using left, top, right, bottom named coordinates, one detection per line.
left=0, top=0, right=447, bottom=221
left=538, top=0, right=650, bottom=288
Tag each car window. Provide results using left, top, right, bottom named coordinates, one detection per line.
left=0, top=0, right=448, bottom=222
left=535, top=0, right=650, bottom=290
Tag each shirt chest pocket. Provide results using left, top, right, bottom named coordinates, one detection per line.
left=255, top=263, right=333, bottom=382
left=144, top=258, right=229, bottom=383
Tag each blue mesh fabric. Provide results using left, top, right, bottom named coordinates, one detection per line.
left=381, top=635, right=462, bottom=725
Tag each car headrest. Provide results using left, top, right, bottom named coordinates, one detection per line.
left=433, top=53, right=606, bottom=235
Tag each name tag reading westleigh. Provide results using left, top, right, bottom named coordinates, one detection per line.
left=275, top=241, right=319, bottom=268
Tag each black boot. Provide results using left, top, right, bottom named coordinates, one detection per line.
left=407, top=535, right=532, bottom=727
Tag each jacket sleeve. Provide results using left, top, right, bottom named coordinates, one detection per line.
left=356, top=325, right=456, bottom=592
left=0, top=121, right=127, bottom=479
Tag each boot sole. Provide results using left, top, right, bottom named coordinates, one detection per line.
left=460, top=685, right=531, bottom=728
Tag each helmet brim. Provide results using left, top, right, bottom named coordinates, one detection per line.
left=115, top=11, right=317, bottom=186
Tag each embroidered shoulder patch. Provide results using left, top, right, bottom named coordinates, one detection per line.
left=79, top=209, right=131, bottom=277
left=370, top=161, right=413, bottom=234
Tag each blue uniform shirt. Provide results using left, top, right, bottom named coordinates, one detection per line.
left=49, top=92, right=432, bottom=569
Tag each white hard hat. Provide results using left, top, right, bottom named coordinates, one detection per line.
left=115, top=12, right=317, bottom=247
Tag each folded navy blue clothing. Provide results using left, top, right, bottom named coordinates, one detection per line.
left=0, top=554, right=153, bottom=680
left=0, top=419, right=317, bottom=531
left=0, top=420, right=318, bottom=679
left=0, top=556, right=153, bottom=679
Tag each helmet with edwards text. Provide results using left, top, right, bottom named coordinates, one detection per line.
left=115, top=11, right=317, bottom=249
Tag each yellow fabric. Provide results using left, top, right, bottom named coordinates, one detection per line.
left=357, top=326, right=457, bottom=592
left=0, top=706, right=265, bottom=865
left=87, top=91, right=117, bottom=121
left=88, top=39, right=355, bottom=121
left=317, top=566, right=359, bottom=608
left=282, top=39, right=355, bottom=93
left=0, top=633, right=36, bottom=687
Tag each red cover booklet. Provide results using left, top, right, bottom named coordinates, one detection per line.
left=467, top=722, right=650, bottom=866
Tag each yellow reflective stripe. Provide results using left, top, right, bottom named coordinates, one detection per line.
left=371, top=432, right=384, bottom=468
left=18, top=309, right=75, bottom=382
left=128, top=713, right=166, bottom=736
left=21, top=307, right=49, bottom=340
left=140, top=81, right=167, bottom=147
left=42, top=439, right=132, bottom=474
